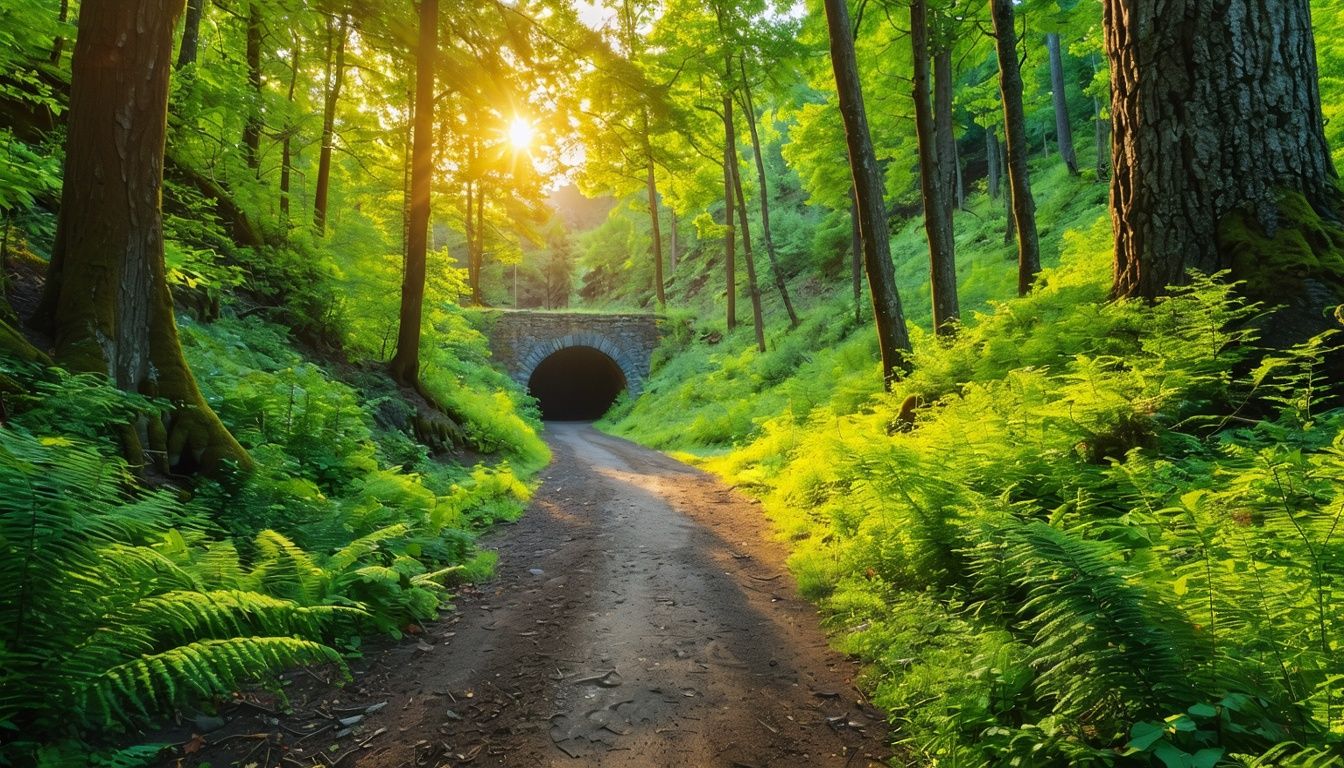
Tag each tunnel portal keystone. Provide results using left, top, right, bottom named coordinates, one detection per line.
left=480, top=310, right=661, bottom=396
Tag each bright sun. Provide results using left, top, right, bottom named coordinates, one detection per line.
left=507, top=117, right=536, bottom=150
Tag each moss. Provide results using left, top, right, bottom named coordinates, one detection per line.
left=1217, top=190, right=1344, bottom=303
left=0, top=317, right=47, bottom=365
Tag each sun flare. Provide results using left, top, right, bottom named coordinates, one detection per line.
left=507, top=117, right=536, bottom=150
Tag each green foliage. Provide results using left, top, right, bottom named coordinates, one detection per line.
left=613, top=195, right=1344, bottom=763
left=0, top=426, right=350, bottom=762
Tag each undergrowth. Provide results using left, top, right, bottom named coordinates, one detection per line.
left=608, top=180, right=1344, bottom=763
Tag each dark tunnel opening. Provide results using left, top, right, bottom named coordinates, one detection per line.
left=528, top=346, right=627, bottom=421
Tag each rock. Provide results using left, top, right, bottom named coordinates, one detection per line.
left=192, top=714, right=227, bottom=733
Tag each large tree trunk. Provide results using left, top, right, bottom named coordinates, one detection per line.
left=739, top=58, right=799, bottom=329
left=991, top=0, right=1042, bottom=296
left=1047, top=32, right=1079, bottom=175
left=41, top=0, right=249, bottom=474
left=1105, top=0, right=1340, bottom=336
left=313, top=14, right=348, bottom=236
left=176, top=0, right=205, bottom=70
left=243, top=3, right=263, bottom=172
left=1002, top=136, right=1015, bottom=245
left=725, top=94, right=766, bottom=354
left=823, top=0, right=911, bottom=387
left=388, top=0, right=437, bottom=388
left=917, top=3, right=960, bottom=337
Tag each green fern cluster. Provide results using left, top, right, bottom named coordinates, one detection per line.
left=0, top=427, right=349, bottom=762
left=623, top=223, right=1344, bottom=765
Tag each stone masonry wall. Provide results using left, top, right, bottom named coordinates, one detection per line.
left=480, top=310, right=661, bottom=396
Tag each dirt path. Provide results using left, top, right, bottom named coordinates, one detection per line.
left=166, top=424, right=889, bottom=767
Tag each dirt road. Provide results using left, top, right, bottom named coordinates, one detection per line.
left=168, top=424, right=889, bottom=767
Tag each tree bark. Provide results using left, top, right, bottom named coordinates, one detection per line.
left=645, top=151, right=666, bottom=308
left=669, top=209, right=678, bottom=271
left=243, top=3, right=264, bottom=173
left=722, top=100, right=737, bottom=332
left=49, top=0, right=70, bottom=65
left=280, top=39, right=301, bottom=226
left=934, top=47, right=962, bottom=219
left=851, top=193, right=863, bottom=325
left=739, top=57, right=799, bottom=328
left=1047, top=32, right=1079, bottom=175
left=913, top=0, right=959, bottom=337
left=176, top=0, right=205, bottom=70
left=388, top=0, right=437, bottom=388
left=823, top=0, right=911, bottom=387
left=986, top=124, right=1001, bottom=199
left=1002, top=136, right=1015, bottom=245
left=725, top=95, right=766, bottom=354
left=42, top=0, right=250, bottom=474
left=313, top=14, right=348, bottom=236
left=991, top=0, right=1042, bottom=295
left=1105, top=0, right=1339, bottom=318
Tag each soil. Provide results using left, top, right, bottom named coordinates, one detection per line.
left=157, top=424, right=889, bottom=767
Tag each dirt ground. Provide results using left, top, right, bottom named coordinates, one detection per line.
left=157, top=424, right=889, bottom=767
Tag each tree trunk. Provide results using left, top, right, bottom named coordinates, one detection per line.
left=1002, top=136, right=1015, bottom=245
left=42, top=0, right=250, bottom=474
left=851, top=193, right=863, bottom=325
left=725, top=95, right=766, bottom=354
left=722, top=100, right=737, bottom=332
left=243, top=3, right=263, bottom=172
left=987, top=124, right=1001, bottom=199
left=1104, top=0, right=1341, bottom=340
left=645, top=151, right=666, bottom=307
left=176, top=0, right=205, bottom=70
left=313, top=14, right=348, bottom=236
left=739, top=57, right=799, bottom=328
left=49, top=0, right=70, bottom=65
left=914, top=0, right=959, bottom=337
left=991, top=0, right=1042, bottom=295
left=388, top=0, right=437, bottom=388
left=669, top=209, right=678, bottom=271
left=1093, top=94, right=1110, bottom=180
left=280, top=39, right=300, bottom=226
left=934, top=47, right=962, bottom=220
left=474, top=176, right=486, bottom=305
left=823, top=0, right=911, bottom=387
left=1047, top=32, right=1079, bottom=175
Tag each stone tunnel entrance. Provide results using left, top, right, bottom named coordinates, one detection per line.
left=527, top=346, right=628, bottom=421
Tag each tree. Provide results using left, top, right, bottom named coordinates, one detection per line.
left=37, top=0, right=250, bottom=473
left=822, top=0, right=911, bottom=387
left=243, top=2, right=264, bottom=172
left=1104, top=0, right=1341, bottom=336
left=725, top=86, right=766, bottom=353
left=991, top=0, right=1042, bottom=296
left=738, top=56, right=799, bottom=328
left=313, top=12, right=349, bottom=236
left=912, top=0, right=959, bottom=336
left=388, top=0, right=437, bottom=389
left=176, top=0, right=205, bottom=70
left=1046, top=32, right=1078, bottom=175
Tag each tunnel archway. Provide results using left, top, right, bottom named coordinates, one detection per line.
left=527, top=345, right=628, bottom=421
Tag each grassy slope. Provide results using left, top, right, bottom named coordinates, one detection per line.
left=601, top=137, right=1344, bottom=765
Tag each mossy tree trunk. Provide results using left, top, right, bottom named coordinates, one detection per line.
left=243, top=2, right=264, bottom=173
left=991, top=0, right=1042, bottom=296
left=823, top=0, right=911, bottom=388
left=1105, top=0, right=1341, bottom=329
left=40, top=0, right=250, bottom=474
left=389, top=0, right=438, bottom=389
